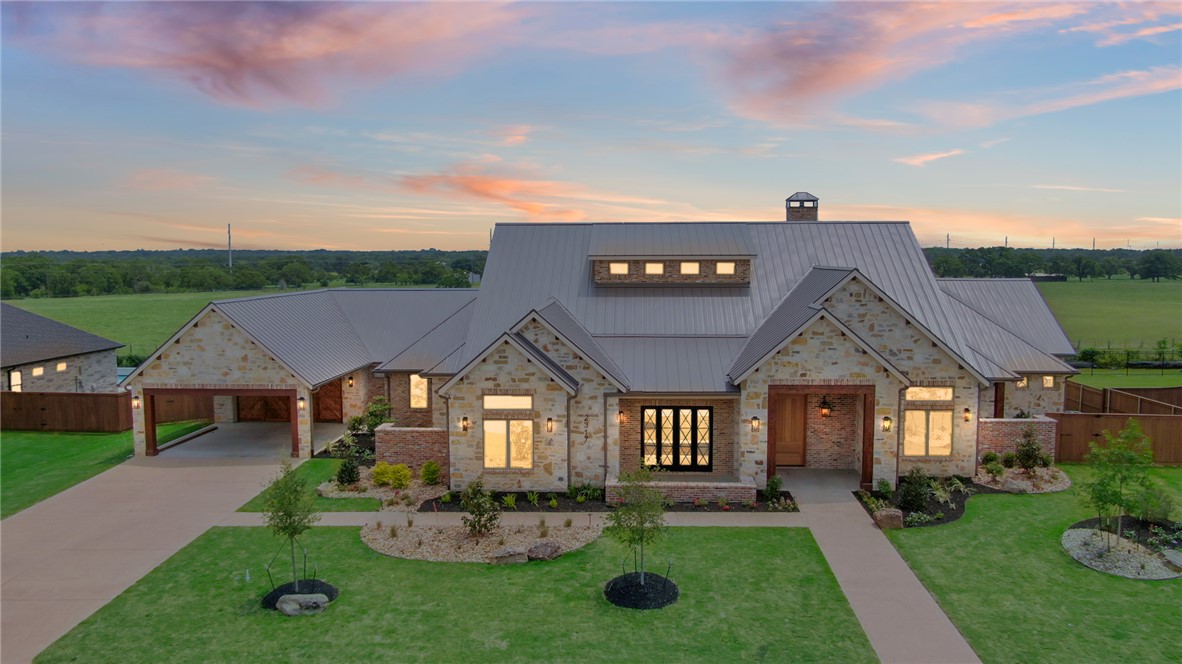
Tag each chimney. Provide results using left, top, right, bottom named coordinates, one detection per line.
left=785, top=192, right=819, bottom=221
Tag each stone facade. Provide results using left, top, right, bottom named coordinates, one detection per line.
left=213, top=395, right=237, bottom=423
left=341, top=371, right=371, bottom=423
left=617, top=397, right=738, bottom=478
left=592, top=259, right=751, bottom=286
left=1004, top=374, right=1065, bottom=417
left=977, top=417, right=1057, bottom=461
left=375, top=425, right=450, bottom=485
left=3, top=349, right=119, bottom=393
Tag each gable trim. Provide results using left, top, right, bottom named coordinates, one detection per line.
left=437, top=333, right=579, bottom=397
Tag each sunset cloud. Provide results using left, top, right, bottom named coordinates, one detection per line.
left=123, top=168, right=213, bottom=191
left=498, top=125, right=533, bottom=147
left=1031, top=184, right=1127, bottom=193
left=893, top=149, right=966, bottom=167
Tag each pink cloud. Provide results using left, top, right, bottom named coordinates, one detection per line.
left=1098, top=22, right=1182, bottom=47
left=498, top=125, right=533, bottom=147
left=962, top=4, right=1089, bottom=29
left=893, top=149, right=966, bottom=167
left=1031, top=184, right=1127, bottom=193
left=123, top=168, right=212, bottom=191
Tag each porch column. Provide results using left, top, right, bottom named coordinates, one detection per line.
left=288, top=389, right=300, bottom=458
left=144, top=393, right=158, bottom=457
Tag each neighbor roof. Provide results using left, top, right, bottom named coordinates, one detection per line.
left=1, top=303, right=123, bottom=368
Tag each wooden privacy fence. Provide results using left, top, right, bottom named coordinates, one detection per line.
left=1, top=391, right=132, bottom=433
left=1050, top=413, right=1182, bottom=464
left=1064, top=383, right=1182, bottom=415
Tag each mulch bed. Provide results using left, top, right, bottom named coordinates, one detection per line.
left=604, top=572, right=679, bottom=610
left=419, top=490, right=798, bottom=513
left=312, top=433, right=375, bottom=467
left=664, top=491, right=797, bottom=513
left=261, top=579, right=339, bottom=610
left=854, top=479, right=1002, bottom=528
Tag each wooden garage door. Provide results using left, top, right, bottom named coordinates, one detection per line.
left=238, top=396, right=290, bottom=422
left=314, top=381, right=343, bottom=423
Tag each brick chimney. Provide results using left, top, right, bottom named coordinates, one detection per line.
left=786, top=192, right=818, bottom=221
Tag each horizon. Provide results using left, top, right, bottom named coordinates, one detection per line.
left=2, top=1, right=1180, bottom=252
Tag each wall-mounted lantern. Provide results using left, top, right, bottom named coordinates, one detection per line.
left=617, top=410, right=625, bottom=424
left=881, top=416, right=893, bottom=432
left=347, top=376, right=354, bottom=388
left=461, top=417, right=470, bottom=432
left=963, top=408, right=972, bottom=423
left=297, top=396, right=307, bottom=411
left=819, top=396, right=834, bottom=418
left=131, top=395, right=141, bottom=410
left=751, top=416, right=761, bottom=432
left=546, top=417, right=555, bottom=433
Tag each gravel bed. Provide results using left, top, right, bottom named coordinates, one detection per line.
left=974, top=466, right=1071, bottom=494
left=1061, top=528, right=1181, bottom=580
left=317, top=468, right=446, bottom=512
left=360, top=520, right=602, bottom=563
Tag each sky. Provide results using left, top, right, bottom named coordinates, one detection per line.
left=2, top=1, right=1180, bottom=252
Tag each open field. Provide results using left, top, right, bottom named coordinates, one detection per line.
left=37, top=527, right=874, bottom=663
left=237, top=459, right=380, bottom=513
left=0, top=421, right=209, bottom=519
left=886, top=464, right=1180, bottom=664
left=1036, top=278, right=1182, bottom=349
left=1067, top=370, right=1182, bottom=389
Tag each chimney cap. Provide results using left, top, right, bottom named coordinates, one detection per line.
left=786, top=192, right=819, bottom=202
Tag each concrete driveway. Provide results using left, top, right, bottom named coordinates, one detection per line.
left=159, top=421, right=345, bottom=458
left=0, top=456, right=284, bottom=663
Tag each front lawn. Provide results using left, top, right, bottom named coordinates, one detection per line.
left=237, top=458, right=381, bottom=512
left=0, top=421, right=210, bottom=519
left=886, top=464, right=1181, bottom=664
left=37, top=527, right=874, bottom=663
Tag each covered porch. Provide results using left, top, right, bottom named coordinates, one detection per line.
left=767, top=384, right=874, bottom=490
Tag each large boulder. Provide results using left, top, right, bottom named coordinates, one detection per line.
left=527, top=541, right=563, bottom=561
left=1163, top=549, right=1182, bottom=571
left=872, top=508, right=904, bottom=530
left=276, top=593, right=330, bottom=616
left=489, top=547, right=528, bottom=565
left=1001, top=477, right=1029, bottom=494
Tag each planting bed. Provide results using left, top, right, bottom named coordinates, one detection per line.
left=855, top=479, right=1001, bottom=527
left=418, top=490, right=799, bottom=513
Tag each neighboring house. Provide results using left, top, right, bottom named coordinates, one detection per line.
left=1, top=303, right=123, bottom=393
left=123, top=194, right=1076, bottom=499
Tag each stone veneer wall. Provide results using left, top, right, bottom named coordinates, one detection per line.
left=1005, top=375, right=1065, bottom=417
left=213, top=395, right=237, bottom=423
left=617, top=398, right=738, bottom=477
left=592, top=259, right=751, bottom=286
left=804, top=394, right=860, bottom=470
left=128, top=309, right=312, bottom=457
left=341, top=371, right=371, bottom=422
left=3, top=349, right=119, bottom=393
left=977, top=417, right=1057, bottom=461
left=375, top=425, right=450, bottom=485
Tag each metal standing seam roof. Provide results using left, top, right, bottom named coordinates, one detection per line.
left=937, top=279, right=1076, bottom=356
left=786, top=192, right=819, bottom=201
left=596, top=336, right=746, bottom=392
left=1, top=303, right=123, bottom=368
left=942, top=296, right=1076, bottom=376
left=378, top=299, right=476, bottom=373
left=533, top=299, right=630, bottom=389
left=587, top=222, right=756, bottom=258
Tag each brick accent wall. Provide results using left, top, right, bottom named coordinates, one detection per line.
left=805, top=394, right=860, bottom=469
left=375, top=424, right=450, bottom=485
left=618, top=398, right=737, bottom=478
left=387, top=372, right=436, bottom=428
left=605, top=480, right=755, bottom=504
left=977, top=417, right=1057, bottom=461
left=592, top=259, right=751, bottom=286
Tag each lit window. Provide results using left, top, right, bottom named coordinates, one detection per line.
left=56, top=362, right=68, bottom=372
left=680, top=262, right=700, bottom=275
left=904, top=410, right=953, bottom=457
left=645, top=262, right=664, bottom=275
left=483, top=419, right=533, bottom=469
left=789, top=201, right=801, bottom=208
left=803, top=201, right=815, bottom=208
left=1016, top=377, right=1028, bottom=389
left=905, top=386, right=953, bottom=401
left=1042, top=376, right=1055, bottom=388
left=716, top=262, right=735, bottom=275
left=641, top=407, right=712, bottom=471
left=31, top=367, right=44, bottom=377
left=483, top=394, right=533, bottom=410
left=8, top=370, right=22, bottom=392
left=409, top=374, right=429, bottom=409
left=609, top=262, right=629, bottom=275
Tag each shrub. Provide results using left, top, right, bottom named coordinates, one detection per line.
left=1131, top=486, right=1176, bottom=524
left=364, top=396, right=394, bottom=433
left=501, top=493, right=518, bottom=510
left=373, top=462, right=412, bottom=489
left=538, top=518, right=549, bottom=538
left=1013, top=409, right=1032, bottom=419
left=858, top=490, right=887, bottom=513
left=1016, top=425, right=1042, bottom=472
left=335, top=458, right=360, bottom=487
left=1038, top=453, right=1053, bottom=468
left=876, top=478, right=893, bottom=499
left=526, top=491, right=540, bottom=507
left=984, top=461, right=1005, bottom=480
left=1001, top=452, right=1017, bottom=468
left=905, top=511, right=945, bottom=527
left=460, top=477, right=500, bottom=537
left=346, top=415, right=365, bottom=433
left=440, top=491, right=452, bottom=503
left=930, top=480, right=953, bottom=508
left=981, top=451, right=1000, bottom=464
left=897, top=467, right=932, bottom=512
left=946, top=476, right=975, bottom=496
left=764, top=475, right=784, bottom=501
left=767, top=497, right=799, bottom=512
left=420, top=460, right=442, bottom=486
left=716, top=497, right=729, bottom=509
left=548, top=497, right=559, bottom=509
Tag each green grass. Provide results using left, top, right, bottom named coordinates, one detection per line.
left=1036, top=278, right=1182, bottom=349
left=237, top=458, right=380, bottom=512
left=1067, top=371, right=1182, bottom=389
left=37, top=527, right=874, bottom=663
left=0, top=421, right=210, bottom=519
left=886, top=464, right=1181, bottom=664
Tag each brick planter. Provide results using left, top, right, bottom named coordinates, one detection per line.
left=977, top=417, right=1056, bottom=461
left=374, top=425, right=449, bottom=485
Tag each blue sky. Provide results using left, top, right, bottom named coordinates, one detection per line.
left=2, top=1, right=1180, bottom=251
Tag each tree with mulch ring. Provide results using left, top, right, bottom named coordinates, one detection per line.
left=261, top=463, right=337, bottom=610
left=602, top=468, right=678, bottom=609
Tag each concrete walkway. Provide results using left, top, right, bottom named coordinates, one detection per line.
left=0, top=457, right=283, bottom=664
left=790, top=469, right=981, bottom=664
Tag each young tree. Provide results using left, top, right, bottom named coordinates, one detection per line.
left=263, top=463, right=322, bottom=592
left=1080, top=419, right=1152, bottom=548
left=604, top=468, right=667, bottom=585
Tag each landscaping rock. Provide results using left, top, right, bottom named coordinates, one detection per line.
left=527, top=541, right=563, bottom=561
left=873, top=508, right=904, bottom=529
left=276, top=593, right=330, bottom=616
left=1163, top=549, right=1182, bottom=571
left=489, top=547, right=528, bottom=565
left=1001, top=477, right=1028, bottom=494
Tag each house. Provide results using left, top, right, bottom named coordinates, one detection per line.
left=1, top=303, right=123, bottom=393
left=123, top=193, right=1076, bottom=497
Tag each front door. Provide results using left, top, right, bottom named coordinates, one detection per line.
left=774, top=394, right=807, bottom=466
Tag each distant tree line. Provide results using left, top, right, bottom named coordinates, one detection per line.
left=922, top=247, right=1182, bottom=282
left=0, top=249, right=487, bottom=299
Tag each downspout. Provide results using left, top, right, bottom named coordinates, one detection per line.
left=895, top=385, right=906, bottom=487
left=565, top=389, right=576, bottom=490
left=602, top=392, right=610, bottom=487
left=440, top=388, right=452, bottom=490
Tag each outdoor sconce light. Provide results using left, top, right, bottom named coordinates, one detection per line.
left=963, top=408, right=972, bottom=423
left=546, top=418, right=555, bottom=433
left=881, top=416, right=893, bottom=432
left=751, top=416, right=761, bottom=432
left=131, top=395, right=141, bottom=410
left=819, top=396, right=834, bottom=418
left=347, top=376, right=354, bottom=388
left=297, top=396, right=307, bottom=411
left=461, top=417, right=470, bottom=432
left=617, top=410, right=624, bottom=424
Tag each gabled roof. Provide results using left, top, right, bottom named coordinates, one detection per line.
left=597, top=336, right=745, bottom=393
left=438, top=333, right=579, bottom=395
left=786, top=192, right=819, bottom=201
left=378, top=299, right=476, bottom=373
left=1, top=303, right=123, bottom=368
left=942, top=296, right=1076, bottom=376
left=521, top=299, right=630, bottom=390
left=937, top=279, right=1075, bottom=356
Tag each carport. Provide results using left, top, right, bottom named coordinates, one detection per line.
left=143, top=388, right=300, bottom=457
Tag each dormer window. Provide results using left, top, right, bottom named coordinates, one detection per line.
left=645, top=262, right=664, bottom=275
left=716, top=261, right=735, bottom=275
left=609, top=262, right=629, bottom=275
left=803, top=201, right=815, bottom=207
left=789, top=201, right=801, bottom=208
left=593, top=258, right=749, bottom=285
left=680, top=262, right=700, bottom=275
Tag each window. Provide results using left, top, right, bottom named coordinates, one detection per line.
left=789, top=201, right=801, bottom=208
left=1016, top=377, right=1028, bottom=389
left=803, top=201, right=815, bottom=208
left=483, top=419, right=533, bottom=469
left=8, top=370, right=22, bottom=392
left=409, top=374, right=429, bottom=409
left=56, top=362, right=68, bottom=372
left=609, top=262, right=629, bottom=275
left=483, top=394, right=533, bottom=410
left=641, top=407, right=712, bottom=471
left=31, top=366, right=44, bottom=377
left=680, top=262, right=700, bottom=275
left=645, top=262, right=664, bottom=275
left=905, top=386, right=953, bottom=401
left=716, top=261, right=735, bottom=275
left=904, top=410, right=953, bottom=457
left=1042, top=375, right=1055, bottom=388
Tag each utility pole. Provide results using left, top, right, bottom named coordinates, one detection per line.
left=1004, top=236, right=1008, bottom=248
left=227, top=224, right=233, bottom=272
left=1052, top=237, right=1055, bottom=249
left=1092, top=238, right=1096, bottom=251
left=945, top=233, right=950, bottom=249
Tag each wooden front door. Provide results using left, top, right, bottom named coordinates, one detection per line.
left=238, top=395, right=290, bottom=422
left=774, top=394, right=807, bottom=466
left=314, top=381, right=343, bottom=423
